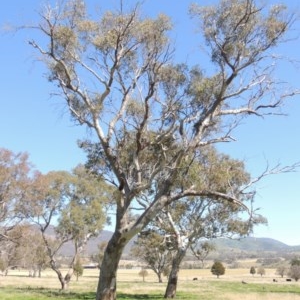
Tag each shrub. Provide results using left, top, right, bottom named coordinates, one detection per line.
left=138, top=268, right=149, bottom=282
left=211, top=261, right=225, bottom=278
left=250, top=266, right=256, bottom=276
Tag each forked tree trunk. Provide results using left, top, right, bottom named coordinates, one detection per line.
left=57, top=271, right=68, bottom=290
left=153, top=269, right=163, bottom=283
left=60, top=279, right=68, bottom=291
left=50, top=263, right=73, bottom=291
left=96, top=231, right=129, bottom=300
left=33, top=268, right=37, bottom=278
left=57, top=270, right=72, bottom=290
left=164, top=267, right=178, bottom=298
left=164, top=249, right=186, bottom=298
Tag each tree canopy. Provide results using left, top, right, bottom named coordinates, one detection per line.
left=131, top=230, right=173, bottom=283
left=0, top=148, right=33, bottom=241
left=211, top=261, right=226, bottom=278
left=24, top=166, right=110, bottom=290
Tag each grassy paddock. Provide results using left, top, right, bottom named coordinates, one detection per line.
left=1, top=268, right=300, bottom=299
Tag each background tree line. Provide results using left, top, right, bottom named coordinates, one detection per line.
left=0, top=147, right=112, bottom=289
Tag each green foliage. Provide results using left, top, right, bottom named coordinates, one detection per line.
left=17, top=164, right=111, bottom=289
left=190, top=0, right=290, bottom=66
left=289, top=259, right=300, bottom=281
left=290, top=258, right=300, bottom=266
left=125, top=264, right=133, bottom=269
left=276, top=265, right=287, bottom=278
left=56, top=165, right=110, bottom=242
left=73, top=258, right=84, bottom=281
left=289, top=259, right=300, bottom=282
left=289, top=265, right=300, bottom=281
left=131, top=231, right=172, bottom=282
left=192, top=242, right=216, bottom=268
left=90, top=242, right=107, bottom=267
left=211, top=261, right=225, bottom=278
left=138, top=268, right=149, bottom=282
left=250, top=266, right=256, bottom=276
left=0, top=257, right=7, bottom=272
left=0, top=148, right=33, bottom=229
left=257, top=266, right=265, bottom=277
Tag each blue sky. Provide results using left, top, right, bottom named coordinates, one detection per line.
left=1, top=0, right=300, bottom=245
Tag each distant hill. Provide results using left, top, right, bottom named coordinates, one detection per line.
left=41, top=227, right=300, bottom=257
left=211, top=237, right=300, bottom=253
left=58, top=230, right=114, bottom=257
left=59, top=230, right=136, bottom=257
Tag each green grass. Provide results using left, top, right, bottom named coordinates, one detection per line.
left=0, top=287, right=96, bottom=300
left=0, top=288, right=205, bottom=300
left=200, top=280, right=300, bottom=294
left=1, top=281, right=300, bottom=300
left=1, top=268, right=300, bottom=300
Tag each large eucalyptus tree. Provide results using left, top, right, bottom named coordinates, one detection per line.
left=27, top=0, right=298, bottom=298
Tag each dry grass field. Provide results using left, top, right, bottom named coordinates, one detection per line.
left=1, top=268, right=300, bottom=299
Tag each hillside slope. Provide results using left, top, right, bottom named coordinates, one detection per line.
left=57, top=230, right=300, bottom=257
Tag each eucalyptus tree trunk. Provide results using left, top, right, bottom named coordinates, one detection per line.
left=153, top=269, right=163, bottom=283
left=47, top=246, right=74, bottom=291
left=55, top=269, right=72, bottom=290
left=96, top=231, right=130, bottom=300
left=164, top=248, right=186, bottom=298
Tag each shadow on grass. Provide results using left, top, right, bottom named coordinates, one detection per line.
left=118, top=292, right=196, bottom=299
left=15, top=287, right=96, bottom=299
left=15, top=287, right=166, bottom=299
left=14, top=287, right=200, bottom=300
left=118, top=293, right=163, bottom=299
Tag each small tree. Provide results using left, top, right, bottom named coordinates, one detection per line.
left=91, top=242, right=108, bottom=268
left=73, top=258, right=84, bottom=281
left=288, top=258, right=300, bottom=281
left=276, top=266, right=287, bottom=278
left=289, top=266, right=300, bottom=282
left=0, top=148, right=33, bottom=240
left=290, top=258, right=300, bottom=266
left=163, top=266, right=171, bottom=279
left=257, top=266, right=265, bottom=277
left=131, top=231, right=173, bottom=283
left=191, top=242, right=216, bottom=269
left=138, top=268, right=149, bottom=282
left=211, top=261, right=225, bottom=278
left=21, top=167, right=110, bottom=290
left=12, top=226, right=49, bottom=278
left=0, top=257, right=7, bottom=275
left=250, top=266, right=256, bottom=276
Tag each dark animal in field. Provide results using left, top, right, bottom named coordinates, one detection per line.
left=286, top=278, right=292, bottom=282
left=193, top=277, right=198, bottom=280
left=242, top=281, right=247, bottom=284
